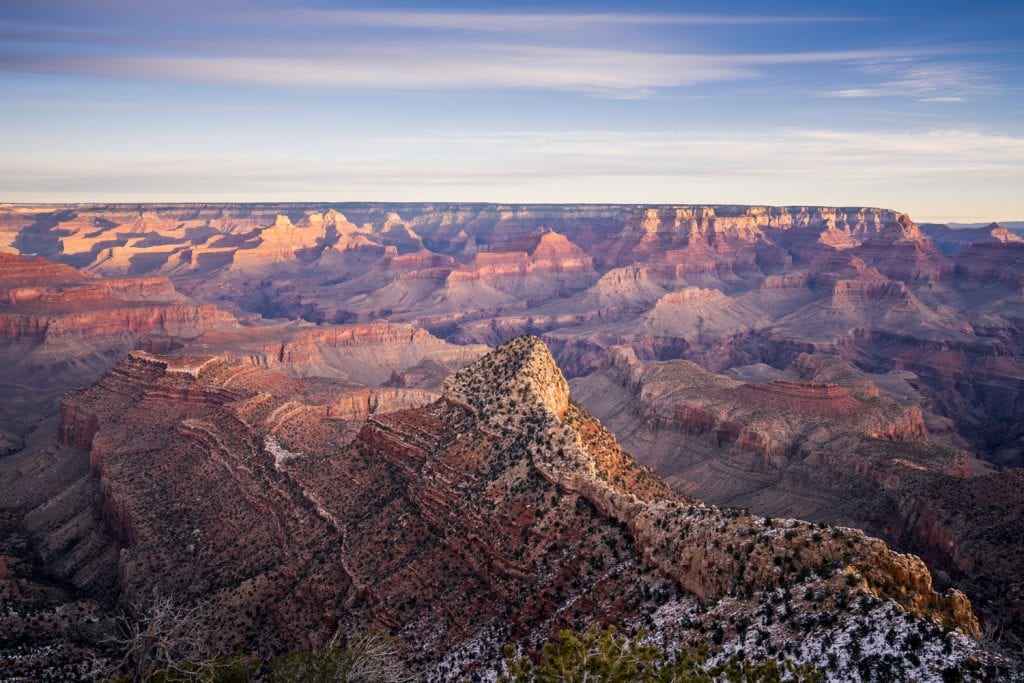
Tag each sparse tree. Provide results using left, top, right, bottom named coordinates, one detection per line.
left=342, top=630, right=417, bottom=682
left=100, top=590, right=211, bottom=681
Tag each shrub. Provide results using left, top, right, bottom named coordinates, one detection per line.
left=269, top=630, right=414, bottom=683
left=500, top=625, right=823, bottom=682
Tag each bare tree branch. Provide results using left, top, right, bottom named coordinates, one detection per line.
left=99, top=589, right=212, bottom=681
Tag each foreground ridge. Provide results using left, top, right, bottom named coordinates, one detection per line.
left=448, top=337, right=977, bottom=626
left=0, top=336, right=1013, bottom=681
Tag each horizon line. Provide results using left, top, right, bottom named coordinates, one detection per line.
left=2, top=200, right=1017, bottom=224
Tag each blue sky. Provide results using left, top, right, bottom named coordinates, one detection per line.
left=2, top=1, right=1022, bottom=221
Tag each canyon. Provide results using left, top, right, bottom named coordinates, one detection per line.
left=5, top=203, right=1020, bottom=464
left=1, top=203, right=1023, bottom=679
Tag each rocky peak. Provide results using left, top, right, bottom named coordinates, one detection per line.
left=442, top=338, right=980, bottom=636
left=531, top=229, right=573, bottom=253
left=308, top=209, right=359, bottom=231
left=17, top=329, right=999, bottom=678
left=655, top=286, right=728, bottom=306
left=382, top=211, right=405, bottom=228
left=988, top=222, right=1024, bottom=243
left=894, top=211, right=924, bottom=241
left=443, top=335, right=569, bottom=418
left=271, top=214, right=293, bottom=228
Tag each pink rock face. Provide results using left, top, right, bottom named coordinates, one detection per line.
left=737, top=380, right=863, bottom=416
left=0, top=252, right=226, bottom=329
left=0, top=252, right=88, bottom=283
left=3, top=204, right=1020, bottom=467
left=57, top=400, right=100, bottom=450
left=87, top=204, right=1007, bottom=469
left=955, top=241, right=1024, bottom=286
left=588, top=350, right=929, bottom=463
left=182, top=321, right=487, bottom=388
left=852, top=239, right=953, bottom=282
left=922, top=222, right=1024, bottom=253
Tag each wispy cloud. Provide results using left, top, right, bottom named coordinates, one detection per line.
left=7, top=127, right=1024, bottom=184
left=281, top=9, right=866, bottom=33
left=0, top=43, right=952, bottom=97
left=0, top=47, right=745, bottom=95
left=5, top=127, right=1023, bottom=219
left=820, top=61, right=1000, bottom=103
left=0, top=3, right=944, bottom=99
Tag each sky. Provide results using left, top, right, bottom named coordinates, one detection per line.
left=1, top=1, right=1023, bottom=221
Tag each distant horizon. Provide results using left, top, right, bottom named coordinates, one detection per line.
left=1, top=199, right=1019, bottom=226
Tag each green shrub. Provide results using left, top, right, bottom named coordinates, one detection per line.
left=499, top=625, right=823, bottom=682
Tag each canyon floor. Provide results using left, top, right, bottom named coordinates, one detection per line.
left=1, top=203, right=1022, bottom=680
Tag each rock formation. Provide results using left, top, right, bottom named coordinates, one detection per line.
left=922, top=222, right=1024, bottom=255
left=2, top=336, right=1007, bottom=680
left=570, top=346, right=1024, bottom=637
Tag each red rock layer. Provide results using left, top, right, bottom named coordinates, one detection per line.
left=955, top=242, right=1024, bottom=287
left=0, top=254, right=236, bottom=351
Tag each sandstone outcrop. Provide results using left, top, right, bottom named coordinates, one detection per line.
left=0, top=253, right=241, bottom=466
left=183, top=320, right=487, bottom=388
left=0, top=253, right=236, bottom=354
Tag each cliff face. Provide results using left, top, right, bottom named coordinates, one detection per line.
left=0, top=253, right=235, bottom=354
left=568, top=346, right=1024, bottom=638
left=920, top=221, right=1024, bottom=287
left=590, top=346, right=928, bottom=462
left=955, top=241, right=1024, bottom=287
left=443, top=340, right=963, bottom=623
left=183, top=320, right=488, bottom=388
left=0, top=254, right=243, bottom=469
left=19, top=336, right=1001, bottom=680
left=1, top=204, right=929, bottom=311
left=922, top=222, right=1024, bottom=255
left=229, top=214, right=333, bottom=269
left=0, top=253, right=488, bottom=464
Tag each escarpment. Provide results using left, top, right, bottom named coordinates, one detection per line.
left=185, top=320, right=488, bottom=387
left=0, top=253, right=235, bottom=352
left=584, top=346, right=928, bottom=462
left=570, top=345, right=1024, bottom=635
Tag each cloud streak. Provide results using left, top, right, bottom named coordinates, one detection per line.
left=1, top=43, right=952, bottom=97
left=5, top=127, right=1022, bottom=219
left=7, top=127, right=1024, bottom=183
left=281, top=9, right=866, bottom=33
left=819, top=61, right=1000, bottom=103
